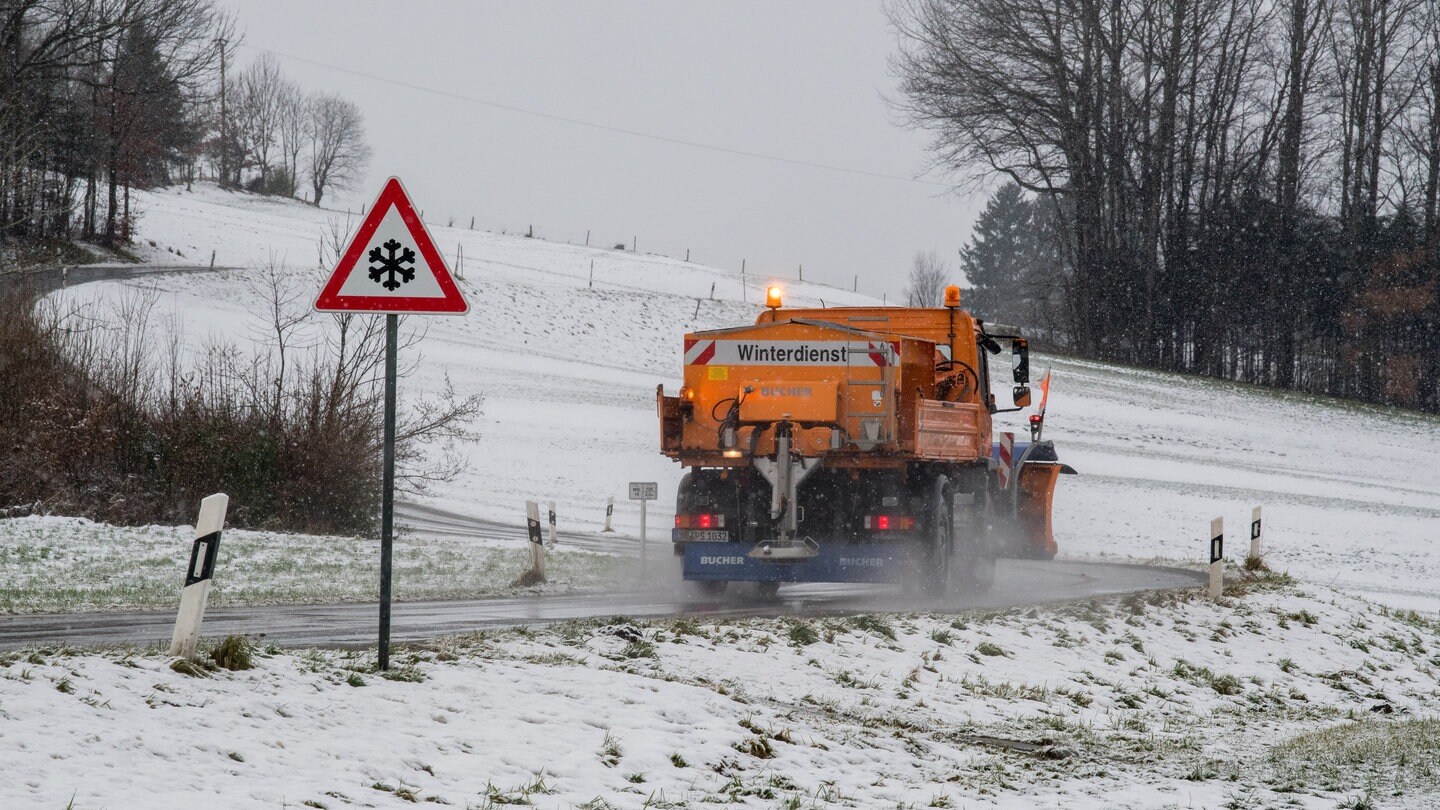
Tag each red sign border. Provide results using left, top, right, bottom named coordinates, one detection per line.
left=314, top=177, right=469, bottom=314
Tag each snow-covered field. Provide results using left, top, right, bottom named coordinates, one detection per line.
left=5, top=184, right=1440, bottom=807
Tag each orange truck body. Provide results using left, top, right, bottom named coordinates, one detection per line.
left=657, top=296, right=1071, bottom=592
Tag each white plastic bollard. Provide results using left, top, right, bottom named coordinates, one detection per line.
left=547, top=500, right=557, bottom=547
left=602, top=497, right=615, bottom=532
left=525, top=500, right=545, bottom=579
left=169, top=493, right=229, bottom=658
left=1250, top=506, right=1263, bottom=560
left=1208, top=516, right=1224, bottom=600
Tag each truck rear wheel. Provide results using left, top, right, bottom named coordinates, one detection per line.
left=954, top=474, right=997, bottom=592
left=921, top=475, right=954, bottom=597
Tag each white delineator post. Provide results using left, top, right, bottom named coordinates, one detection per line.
left=1250, top=506, right=1263, bottom=560
left=169, top=493, right=229, bottom=659
left=1208, top=516, right=1224, bottom=600
left=525, top=500, right=545, bottom=579
left=547, top=501, right=558, bottom=547
left=602, top=497, right=615, bottom=532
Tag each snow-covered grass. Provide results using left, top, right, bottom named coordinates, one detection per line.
left=0, top=515, right=625, bottom=613
left=12, top=183, right=1440, bottom=807
left=5, top=576, right=1440, bottom=809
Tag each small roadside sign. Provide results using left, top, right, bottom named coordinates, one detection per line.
left=314, top=176, right=468, bottom=315
left=629, top=482, right=658, bottom=501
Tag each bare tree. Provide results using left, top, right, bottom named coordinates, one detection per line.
left=305, top=91, right=370, bottom=207
left=275, top=78, right=305, bottom=197
left=905, top=249, right=949, bottom=307
left=231, top=51, right=289, bottom=190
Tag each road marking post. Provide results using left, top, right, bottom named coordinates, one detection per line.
left=547, top=501, right=558, bottom=547
left=1250, top=506, right=1263, bottom=561
left=1209, top=516, right=1224, bottom=600
left=603, top=497, right=615, bottom=532
left=169, top=493, right=229, bottom=659
left=525, top=500, right=546, bottom=580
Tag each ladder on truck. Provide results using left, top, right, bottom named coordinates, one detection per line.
left=844, top=317, right=895, bottom=450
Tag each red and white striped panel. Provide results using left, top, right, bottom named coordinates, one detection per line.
left=683, top=339, right=898, bottom=367
left=997, top=431, right=1015, bottom=490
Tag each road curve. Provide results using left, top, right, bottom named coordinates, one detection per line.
left=0, top=559, right=1206, bottom=651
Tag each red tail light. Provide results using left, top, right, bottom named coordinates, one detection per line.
left=864, top=515, right=915, bottom=531
left=675, top=513, right=725, bottom=529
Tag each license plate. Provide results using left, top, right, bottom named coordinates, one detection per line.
left=679, top=530, right=730, bottom=542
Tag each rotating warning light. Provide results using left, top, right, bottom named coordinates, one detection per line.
left=943, top=285, right=962, bottom=308
left=765, top=285, right=784, bottom=309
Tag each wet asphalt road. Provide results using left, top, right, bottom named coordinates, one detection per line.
left=0, top=556, right=1205, bottom=651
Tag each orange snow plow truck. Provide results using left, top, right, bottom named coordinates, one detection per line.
left=657, top=285, right=1074, bottom=596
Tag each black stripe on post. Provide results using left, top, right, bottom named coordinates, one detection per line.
left=1210, top=532, right=1224, bottom=564
left=527, top=516, right=543, bottom=545
left=1250, top=520, right=1262, bottom=540
left=184, top=530, right=222, bottom=586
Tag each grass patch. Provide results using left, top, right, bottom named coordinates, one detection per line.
left=210, top=635, right=253, bottom=671
left=1267, top=717, right=1440, bottom=796
left=786, top=619, right=819, bottom=647
left=976, top=641, right=1007, bottom=657
left=849, top=614, right=895, bottom=640
left=0, top=516, right=628, bottom=614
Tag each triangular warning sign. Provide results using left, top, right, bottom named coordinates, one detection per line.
left=314, top=177, right=469, bottom=315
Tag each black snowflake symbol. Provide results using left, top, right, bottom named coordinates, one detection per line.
left=367, top=239, right=416, bottom=291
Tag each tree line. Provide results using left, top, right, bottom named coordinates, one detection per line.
left=1, top=0, right=370, bottom=252
left=893, top=0, right=1440, bottom=412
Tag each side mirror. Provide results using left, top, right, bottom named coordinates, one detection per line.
left=1012, top=385, right=1032, bottom=408
left=1011, top=338, right=1030, bottom=383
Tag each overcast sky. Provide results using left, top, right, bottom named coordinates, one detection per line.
left=220, top=1, right=987, bottom=300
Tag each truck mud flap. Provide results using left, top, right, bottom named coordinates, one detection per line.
left=682, top=541, right=913, bottom=583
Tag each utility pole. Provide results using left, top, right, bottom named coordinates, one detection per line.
left=215, top=37, right=228, bottom=187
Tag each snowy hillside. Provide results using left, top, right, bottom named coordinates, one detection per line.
left=12, top=183, right=1440, bottom=810
left=55, top=183, right=1440, bottom=615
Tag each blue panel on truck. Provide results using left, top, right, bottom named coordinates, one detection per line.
left=681, top=541, right=913, bottom=583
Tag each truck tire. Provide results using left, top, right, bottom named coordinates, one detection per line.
left=954, top=474, right=997, bottom=592
left=921, top=475, right=954, bottom=597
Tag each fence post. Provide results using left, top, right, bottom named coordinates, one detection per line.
left=169, top=493, right=229, bottom=659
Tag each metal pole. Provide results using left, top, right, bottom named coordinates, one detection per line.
left=379, top=313, right=398, bottom=670
left=639, top=499, right=648, bottom=581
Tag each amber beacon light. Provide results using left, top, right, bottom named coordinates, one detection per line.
left=943, top=285, right=962, bottom=308
left=765, top=285, right=784, bottom=310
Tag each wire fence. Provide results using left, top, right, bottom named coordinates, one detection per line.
left=338, top=202, right=879, bottom=301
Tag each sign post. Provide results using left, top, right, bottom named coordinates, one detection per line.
left=629, top=482, right=658, bottom=580
left=315, top=177, right=469, bottom=670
